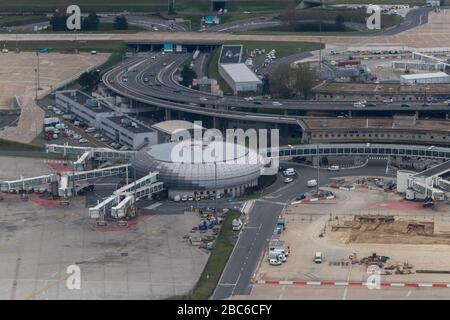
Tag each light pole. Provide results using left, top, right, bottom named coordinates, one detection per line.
left=36, top=51, right=40, bottom=91
left=214, top=161, right=218, bottom=221
left=316, top=144, right=320, bottom=194
left=34, top=68, right=38, bottom=100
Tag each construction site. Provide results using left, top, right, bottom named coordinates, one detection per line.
left=254, top=177, right=450, bottom=287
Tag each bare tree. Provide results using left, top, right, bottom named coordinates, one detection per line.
left=269, top=64, right=295, bottom=99
left=294, top=63, right=317, bottom=99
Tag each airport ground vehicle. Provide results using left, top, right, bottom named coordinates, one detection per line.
left=269, top=259, right=282, bottom=266
left=307, top=179, right=318, bottom=188
left=314, top=251, right=323, bottom=263
left=327, top=165, right=340, bottom=172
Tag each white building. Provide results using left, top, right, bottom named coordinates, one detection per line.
left=218, top=63, right=262, bottom=95
left=56, top=90, right=158, bottom=150
left=400, top=72, right=450, bottom=85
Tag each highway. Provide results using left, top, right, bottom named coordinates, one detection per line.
left=212, top=158, right=395, bottom=299
left=101, top=52, right=450, bottom=126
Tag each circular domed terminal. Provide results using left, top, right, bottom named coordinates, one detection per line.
left=132, top=140, right=263, bottom=198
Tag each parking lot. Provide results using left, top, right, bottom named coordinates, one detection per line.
left=0, top=52, right=109, bottom=143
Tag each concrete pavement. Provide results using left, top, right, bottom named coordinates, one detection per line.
left=212, top=159, right=394, bottom=300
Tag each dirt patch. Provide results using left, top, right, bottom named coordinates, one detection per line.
left=330, top=215, right=450, bottom=245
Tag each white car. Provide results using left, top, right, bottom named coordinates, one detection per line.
left=353, top=102, right=365, bottom=108
left=85, top=128, right=96, bottom=133
left=244, top=97, right=254, bottom=101
left=73, top=134, right=82, bottom=140
left=272, top=101, right=282, bottom=106
left=307, top=179, right=318, bottom=188
left=383, top=98, right=393, bottom=104
left=283, top=168, right=295, bottom=176
left=327, top=165, right=340, bottom=172
left=79, top=138, right=88, bottom=144
left=181, top=195, right=188, bottom=201
left=284, top=177, right=294, bottom=183
left=269, top=259, right=282, bottom=266
left=199, top=97, right=208, bottom=101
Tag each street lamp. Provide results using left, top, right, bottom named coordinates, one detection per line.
left=316, top=144, right=320, bottom=194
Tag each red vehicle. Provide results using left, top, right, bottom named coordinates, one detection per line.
left=337, top=60, right=361, bottom=67
left=44, top=132, right=53, bottom=141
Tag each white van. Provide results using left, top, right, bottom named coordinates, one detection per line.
left=307, top=179, right=318, bottom=188
left=314, top=251, right=323, bottom=263
left=270, top=248, right=289, bottom=257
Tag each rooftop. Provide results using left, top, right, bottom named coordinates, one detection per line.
left=58, top=90, right=113, bottom=114
left=152, top=120, right=204, bottom=135
left=414, top=160, right=450, bottom=179
left=400, top=72, right=450, bottom=80
left=314, top=82, right=450, bottom=94
left=219, top=45, right=243, bottom=64
left=300, top=117, right=450, bottom=133
left=106, top=116, right=155, bottom=134
left=219, top=63, right=262, bottom=83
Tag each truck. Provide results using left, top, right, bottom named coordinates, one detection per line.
left=62, top=114, right=75, bottom=121
left=232, top=218, right=243, bottom=231
left=43, top=117, right=60, bottom=127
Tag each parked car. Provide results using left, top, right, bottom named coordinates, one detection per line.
left=269, top=258, right=282, bottom=266
left=314, top=251, right=323, bottom=264
left=79, top=138, right=88, bottom=144
left=327, top=165, right=340, bottom=172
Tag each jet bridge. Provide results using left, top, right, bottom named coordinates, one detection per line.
left=0, top=174, right=57, bottom=192
left=409, top=179, right=445, bottom=201
left=88, top=172, right=163, bottom=221
left=59, top=164, right=131, bottom=197
left=47, top=144, right=136, bottom=171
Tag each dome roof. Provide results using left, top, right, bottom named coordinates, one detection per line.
left=132, top=140, right=263, bottom=190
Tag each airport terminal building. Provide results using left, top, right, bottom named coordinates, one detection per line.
left=132, top=140, right=263, bottom=198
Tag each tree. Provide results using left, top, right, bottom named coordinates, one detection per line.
left=279, top=7, right=298, bottom=31
left=82, top=12, right=100, bottom=31
left=269, top=64, right=295, bottom=99
left=113, top=15, right=128, bottom=30
left=78, top=71, right=98, bottom=90
left=180, top=66, right=197, bottom=87
left=294, top=63, right=317, bottom=99
left=335, top=15, right=345, bottom=31
left=50, top=11, right=68, bottom=31
left=269, top=63, right=317, bottom=99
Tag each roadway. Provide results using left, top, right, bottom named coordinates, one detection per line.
left=101, top=52, right=450, bottom=125
left=212, top=158, right=395, bottom=299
